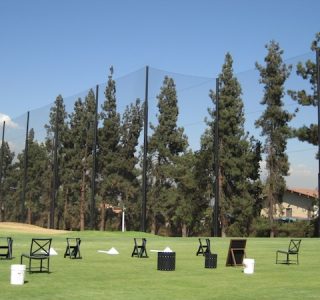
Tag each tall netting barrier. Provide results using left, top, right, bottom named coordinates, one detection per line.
left=0, top=51, right=318, bottom=236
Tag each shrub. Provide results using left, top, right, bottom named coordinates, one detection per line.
left=250, top=217, right=314, bottom=237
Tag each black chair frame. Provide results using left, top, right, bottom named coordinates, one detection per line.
left=64, top=238, right=82, bottom=259
left=276, top=239, right=301, bottom=265
left=21, top=238, right=52, bottom=273
left=0, top=237, right=13, bottom=259
left=226, top=239, right=247, bottom=266
left=131, top=238, right=148, bottom=258
left=196, top=238, right=211, bottom=256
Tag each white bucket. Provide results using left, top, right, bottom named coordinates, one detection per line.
left=10, top=264, right=26, bottom=285
left=243, top=258, right=255, bottom=274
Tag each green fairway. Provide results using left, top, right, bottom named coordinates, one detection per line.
left=0, top=230, right=319, bottom=300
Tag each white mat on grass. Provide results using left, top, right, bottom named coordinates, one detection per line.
left=98, top=247, right=119, bottom=255
left=41, top=247, right=58, bottom=255
left=150, top=247, right=173, bottom=253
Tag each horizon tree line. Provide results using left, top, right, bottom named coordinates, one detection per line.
left=0, top=33, right=319, bottom=237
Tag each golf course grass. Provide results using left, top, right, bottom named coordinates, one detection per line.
left=0, top=223, right=319, bottom=299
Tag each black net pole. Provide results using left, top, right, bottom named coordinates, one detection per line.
left=317, top=48, right=320, bottom=237
left=21, top=112, right=29, bottom=223
left=90, top=84, right=99, bottom=230
left=50, top=107, right=59, bottom=229
left=0, top=121, right=5, bottom=222
left=141, top=65, right=149, bottom=232
left=213, top=78, right=220, bottom=237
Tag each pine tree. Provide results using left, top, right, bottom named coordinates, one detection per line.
left=288, top=32, right=320, bottom=147
left=19, top=129, right=47, bottom=224
left=66, top=89, right=96, bottom=230
left=45, top=95, right=68, bottom=228
left=119, top=99, right=144, bottom=230
left=148, top=76, right=188, bottom=235
left=98, top=67, right=122, bottom=230
left=201, top=53, right=262, bottom=236
left=0, top=141, right=15, bottom=221
left=255, top=41, right=293, bottom=237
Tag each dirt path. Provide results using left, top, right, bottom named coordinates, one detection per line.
left=0, top=222, right=68, bottom=234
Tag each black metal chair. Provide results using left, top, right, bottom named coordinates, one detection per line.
left=196, top=238, right=211, bottom=256
left=131, top=238, right=148, bottom=258
left=21, top=238, right=52, bottom=273
left=0, top=237, right=13, bottom=259
left=64, top=238, right=82, bottom=259
left=276, top=239, right=301, bottom=264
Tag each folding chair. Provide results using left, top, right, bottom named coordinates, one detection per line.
left=64, top=238, right=82, bottom=259
left=226, top=239, right=247, bottom=266
left=21, top=238, right=52, bottom=273
left=276, top=239, right=301, bottom=264
left=196, top=238, right=211, bottom=256
left=131, top=238, right=148, bottom=258
left=0, top=237, right=13, bottom=259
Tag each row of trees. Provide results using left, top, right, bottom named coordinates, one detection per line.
left=0, top=33, right=319, bottom=236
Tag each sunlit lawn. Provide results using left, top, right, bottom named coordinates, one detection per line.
left=0, top=230, right=319, bottom=300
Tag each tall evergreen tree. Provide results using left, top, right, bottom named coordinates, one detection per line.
left=0, top=141, right=15, bottom=221
left=18, top=129, right=48, bottom=225
left=148, top=76, right=188, bottom=235
left=202, top=53, right=262, bottom=236
left=119, top=100, right=144, bottom=230
left=255, top=41, right=293, bottom=237
left=288, top=32, right=320, bottom=147
left=65, top=89, right=96, bottom=230
left=171, top=150, right=206, bottom=236
left=98, top=67, right=122, bottom=230
left=45, top=95, right=68, bottom=228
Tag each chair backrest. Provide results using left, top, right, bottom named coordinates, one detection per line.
left=67, top=237, right=81, bottom=246
left=226, top=239, right=247, bottom=266
left=30, top=238, right=52, bottom=257
left=288, top=239, right=301, bottom=253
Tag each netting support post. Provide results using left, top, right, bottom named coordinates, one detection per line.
left=21, top=112, right=29, bottom=223
left=213, top=78, right=220, bottom=237
left=90, top=84, right=99, bottom=230
left=141, top=65, right=149, bottom=232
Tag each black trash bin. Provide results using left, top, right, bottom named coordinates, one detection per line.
left=205, top=253, right=217, bottom=268
left=157, top=252, right=176, bottom=271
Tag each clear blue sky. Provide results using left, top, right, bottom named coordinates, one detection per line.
left=0, top=0, right=319, bottom=188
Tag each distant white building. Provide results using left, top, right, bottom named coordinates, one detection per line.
left=261, top=188, right=317, bottom=221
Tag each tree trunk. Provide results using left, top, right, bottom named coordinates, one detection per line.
left=181, top=223, right=188, bottom=237
left=63, top=191, right=68, bottom=230
left=220, top=214, right=227, bottom=237
left=80, top=176, right=85, bottom=231
left=100, top=202, right=106, bottom=231
left=269, top=188, right=275, bottom=238
left=151, top=216, right=159, bottom=235
left=27, top=207, right=32, bottom=224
